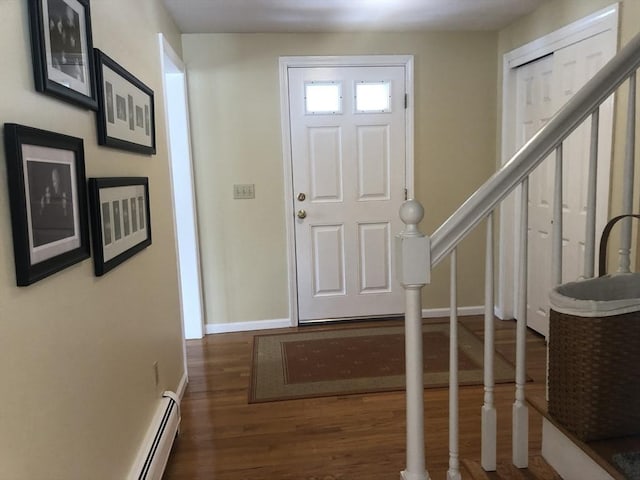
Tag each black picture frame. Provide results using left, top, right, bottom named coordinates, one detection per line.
left=88, top=177, right=152, bottom=276
left=94, top=49, right=156, bottom=155
left=3, top=123, right=90, bottom=286
left=27, top=0, right=98, bottom=110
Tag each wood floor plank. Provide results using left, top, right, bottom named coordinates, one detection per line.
left=164, top=317, right=556, bottom=479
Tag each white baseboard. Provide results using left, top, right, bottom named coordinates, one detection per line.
left=493, top=305, right=505, bottom=320
left=205, top=318, right=293, bottom=334
left=175, top=371, right=188, bottom=401
left=422, top=305, right=484, bottom=318
left=493, top=305, right=514, bottom=320
left=205, top=309, right=487, bottom=333
left=541, top=419, right=615, bottom=480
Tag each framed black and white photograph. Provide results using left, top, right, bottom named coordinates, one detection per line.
left=27, top=0, right=97, bottom=109
left=3, top=123, right=90, bottom=286
left=94, top=49, right=156, bottom=155
left=88, top=177, right=152, bottom=276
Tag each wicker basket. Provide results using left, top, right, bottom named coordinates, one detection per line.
left=548, top=214, right=640, bottom=442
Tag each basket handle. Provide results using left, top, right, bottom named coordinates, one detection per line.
left=598, top=214, right=640, bottom=276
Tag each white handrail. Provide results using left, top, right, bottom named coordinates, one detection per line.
left=430, top=32, right=640, bottom=267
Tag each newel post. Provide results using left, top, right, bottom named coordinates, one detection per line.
left=395, top=200, right=431, bottom=480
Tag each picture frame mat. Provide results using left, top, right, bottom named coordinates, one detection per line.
left=41, top=0, right=91, bottom=96
left=22, top=143, right=82, bottom=265
left=102, top=63, right=153, bottom=147
left=98, top=184, right=148, bottom=263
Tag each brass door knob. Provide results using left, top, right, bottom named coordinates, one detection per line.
left=297, top=209, right=307, bottom=219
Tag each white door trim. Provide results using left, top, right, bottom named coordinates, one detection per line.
left=497, top=4, right=619, bottom=319
left=158, top=34, right=206, bottom=340
left=279, top=55, right=415, bottom=326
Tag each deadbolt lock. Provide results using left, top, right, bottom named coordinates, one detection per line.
left=297, top=192, right=306, bottom=202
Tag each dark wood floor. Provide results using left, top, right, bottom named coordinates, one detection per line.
left=164, top=316, right=557, bottom=479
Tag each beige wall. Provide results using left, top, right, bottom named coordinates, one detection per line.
left=183, top=32, right=498, bottom=325
left=0, top=1, right=184, bottom=478
left=498, top=0, right=619, bottom=54
left=498, top=0, right=640, bottom=270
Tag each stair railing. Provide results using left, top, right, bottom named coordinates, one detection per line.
left=396, top=30, right=640, bottom=480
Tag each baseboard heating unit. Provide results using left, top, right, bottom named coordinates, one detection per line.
left=129, top=391, right=180, bottom=480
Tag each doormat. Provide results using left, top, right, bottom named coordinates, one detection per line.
left=249, top=322, right=519, bottom=403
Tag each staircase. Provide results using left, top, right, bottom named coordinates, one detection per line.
left=395, top=30, right=640, bottom=480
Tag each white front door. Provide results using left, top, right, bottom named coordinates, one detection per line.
left=515, top=31, right=615, bottom=337
left=288, top=65, right=408, bottom=322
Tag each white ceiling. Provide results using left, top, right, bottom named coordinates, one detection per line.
left=162, top=0, right=549, bottom=34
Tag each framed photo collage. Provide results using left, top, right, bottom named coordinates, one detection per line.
left=3, top=0, right=155, bottom=285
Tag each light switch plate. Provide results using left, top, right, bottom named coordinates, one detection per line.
left=233, top=184, right=255, bottom=199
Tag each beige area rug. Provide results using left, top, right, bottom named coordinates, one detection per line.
left=249, top=322, right=518, bottom=403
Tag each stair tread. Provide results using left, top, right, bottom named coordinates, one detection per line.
left=461, top=459, right=492, bottom=479
left=462, top=456, right=562, bottom=480
left=527, top=455, right=564, bottom=480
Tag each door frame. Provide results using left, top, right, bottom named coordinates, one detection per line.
left=279, top=55, right=415, bottom=326
left=158, top=34, right=206, bottom=341
left=497, top=4, right=619, bottom=320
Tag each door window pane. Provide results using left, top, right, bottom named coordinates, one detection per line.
left=305, top=82, right=342, bottom=114
left=355, top=81, right=391, bottom=113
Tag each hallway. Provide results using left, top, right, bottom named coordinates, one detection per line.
left=164, top=316, right=554, bottom=479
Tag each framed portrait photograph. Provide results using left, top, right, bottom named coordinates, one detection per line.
left=88, top=177, right=152, bottom=276
left=27, top=0, right=98, bottom=109
left=94, top=49, right=156, bottom=155
left=3, top=124, right=90, bottom=286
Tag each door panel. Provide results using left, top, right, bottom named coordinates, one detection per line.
left=516, top=31, right=615, bottom=337
left=517, top=54, right=554, bottom=336
left=309, top=127, right=343, bottom=201
left=311, top=225, right=345, bottom=296
left=357, top=125, right=390, bottom=200
left=554, top=32, right=613, bottom=285
left=289, top=65, right=406, bottom=322
left=358, top=222, right=392, bottom=293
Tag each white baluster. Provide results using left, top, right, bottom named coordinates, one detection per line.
left=396, top=200, right=430, bottom=480
left=447, top=249, right=461, bottom=480
left=403, top=286, right=428, bottom=480
left=584, top=109, right=599, bottom=278
left=552, top=145, right=563, bottom=286
left=513, top=180, right=529, bottom=468
left=482, top=213, right=497, bottom=472
left=619, top=71, right=636, bottom=273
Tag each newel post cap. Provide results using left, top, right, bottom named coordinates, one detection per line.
left=399, top=199, right=424, bottom=236
left=395, top=199, right=430, bottom=286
